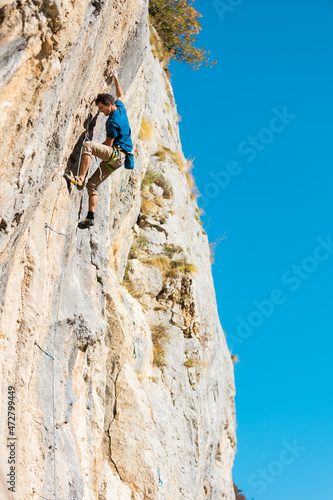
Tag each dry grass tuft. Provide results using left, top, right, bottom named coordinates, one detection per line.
left=231, top=354, right=240, bottom=365
left=123, top=261, right=142, bottom=299
left=155, top=176, right=172, bottom=199
left=194, top=208, right=205, bottom=227
left=184, top=158, right=200, bottom=201
left=151, top=324, right=171, bottom=368
left=164, top=243, right=183, bottom=259
left=154, top=146, right=188, bottom=175
left=155, top=145, right=173, bottom=162
left=186, top=158, right=194, bottom=171
left=185, top=171, right=195, bottom=191
left=164, top=74, right=174, bottom=104
left=141, top=169, right=159, bottom=191
left=129, top=235, right=149, bottom=259
left=143, top=256, right=170, bottom=273
left=171, top=151, right=186, bottom=172
left=141, top=168, right=173, bottom=199
left=184, top=357, right=199, bottom=369
left=209, top=233, right=228, bottom=264
left=139, top=118, right=154, bottom=142
left=155, top=149, right=167, bottom=161
left=167, top=259, right=198, bottom=276
left=142, top=254, right=197, bottom=278
left=141, top=199, right=160, bottom=216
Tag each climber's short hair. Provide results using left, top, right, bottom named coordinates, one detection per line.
left=95, top=93, right=116, bottom=106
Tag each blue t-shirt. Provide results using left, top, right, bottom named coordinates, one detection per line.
left=105, top=100, right=133, bottom=152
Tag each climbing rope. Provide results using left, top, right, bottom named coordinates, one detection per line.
left=48, top=104, right=93, bottom=500
left=111, top=57, right=127, bottom=196
left=51, top=139, right=86, bottom=499
left=34, top=342, right=54, bottom=360
left=44, top=224, right=67, bottom=238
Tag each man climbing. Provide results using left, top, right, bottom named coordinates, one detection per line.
left=65, top=70, right=133, bottom=229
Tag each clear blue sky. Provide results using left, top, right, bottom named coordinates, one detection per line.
left=170, top=1, right=333, bottom=498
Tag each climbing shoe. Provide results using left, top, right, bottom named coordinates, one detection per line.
left=78, top=218, right=94, bottom=229
left=64, top=173, right=85, bottom=190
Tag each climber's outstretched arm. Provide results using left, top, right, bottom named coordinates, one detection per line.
left=111, top=70, right=124, bottom=101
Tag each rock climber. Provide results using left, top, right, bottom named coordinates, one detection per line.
left=65, top=70, right=133, bottom=229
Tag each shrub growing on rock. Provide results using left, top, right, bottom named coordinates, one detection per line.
left=149, top=0, right=216, bottom=69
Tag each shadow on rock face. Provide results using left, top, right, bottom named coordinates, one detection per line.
left=63, top=111, right=100, bottom=226
left=117, top=8, right=148, bottom=94
left=64, top=111, right=99, bottom=180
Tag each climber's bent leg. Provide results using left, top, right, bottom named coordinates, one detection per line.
left=69, top=141, right=116, bottom=190
left=86, top=161, right=115, bottom=199
left=78, top=161, right=119, bottom=229
left=82, top=141, right=119, bottom=162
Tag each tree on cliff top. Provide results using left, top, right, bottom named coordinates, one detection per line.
left=148, top=0, right=216, bottom=69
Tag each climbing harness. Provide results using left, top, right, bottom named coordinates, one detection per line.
left=132, top=342, right=137, bottom=359
left=157, top=469, right=164, bottom=487
left=105, top=147, right=120, bottom=172
left=34, top=342, right=54, bottom=360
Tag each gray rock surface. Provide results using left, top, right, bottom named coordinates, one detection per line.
left=0, top=1, right=237, bottom=498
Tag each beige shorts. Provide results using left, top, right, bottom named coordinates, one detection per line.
left=83, top=141, right=125, bottom=196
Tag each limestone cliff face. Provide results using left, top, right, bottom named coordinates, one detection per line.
left=0, top=1, right=236, bottom=499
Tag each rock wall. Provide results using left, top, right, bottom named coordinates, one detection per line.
left=0, top=1, right=236, bottom=499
